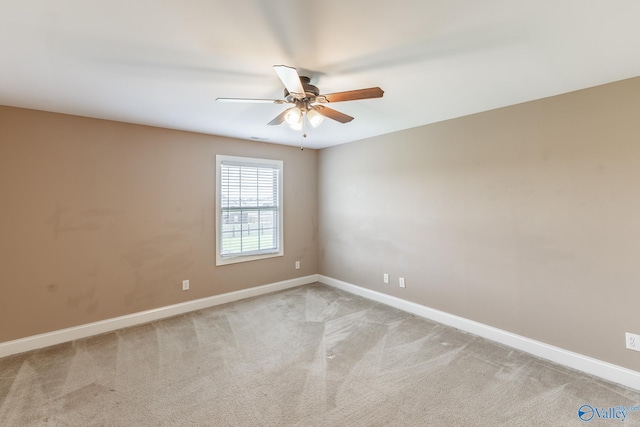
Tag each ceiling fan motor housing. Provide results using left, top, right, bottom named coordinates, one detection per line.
left=284, top=76, right=319, bottom=102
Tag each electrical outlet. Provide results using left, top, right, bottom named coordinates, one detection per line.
left=295, top=261, right=300, bottom=270
left=182, top=280, right=189, bottom=291
left=626, top=332, right=640, bottom=352
left=399, top=277, right=406, bottom=288
left=383, top=273, right=389, bottom=284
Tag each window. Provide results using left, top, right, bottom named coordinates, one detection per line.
left=216, top=155, right=283, bottom=265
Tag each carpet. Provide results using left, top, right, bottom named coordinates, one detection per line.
left=1, top=283, right=639, bottom=426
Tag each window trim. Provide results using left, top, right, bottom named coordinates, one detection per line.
left=215, top=155, right=284, bottom=266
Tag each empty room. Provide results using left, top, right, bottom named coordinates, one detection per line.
left=1, top=1, right=640, bottom=425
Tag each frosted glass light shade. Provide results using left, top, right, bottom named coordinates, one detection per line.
left=284, top=107, right=302, bottom=125
left=307, top=109, right=324, bottom=127
left=289, top=116, right=303, bottom=130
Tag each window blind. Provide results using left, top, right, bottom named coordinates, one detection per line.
left=219, top=159, right=281, bottom=259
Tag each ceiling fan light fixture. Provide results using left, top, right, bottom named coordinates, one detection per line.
left=284, top=107, right=302, bottom=125
left=307, top=109, right=324, bottom=128
left=219, top=65, right=383, bottom=129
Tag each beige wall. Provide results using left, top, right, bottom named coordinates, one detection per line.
left=318, top=76, right=640, bottom=372
left=3, top=76, right=640, bottom=373
left=0, top=106, right=318, bottom=342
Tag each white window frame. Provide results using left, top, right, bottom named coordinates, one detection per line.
left=216, top=155, right=283, bottom=266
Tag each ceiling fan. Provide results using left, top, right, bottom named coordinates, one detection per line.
left=216, top=65, right=384, bottom=130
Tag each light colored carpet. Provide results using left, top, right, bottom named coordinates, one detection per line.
left=1, top=283, right=639, bottom=426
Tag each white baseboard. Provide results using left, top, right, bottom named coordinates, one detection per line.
left=319, top=275, right=640, bottom=391
left=0, top=275, right=318, bottom=358
left=3, top=273, right=638, bottom=391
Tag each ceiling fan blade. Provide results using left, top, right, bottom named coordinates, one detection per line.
left=267, top=109, right=290, bottom=126
left=216, top=97, right=286, bottom=104
left=313, top=105, right=354, bottom=123
left=273, top=65, right=305, bottom=99
left=320, top=87, right=384, bottom=103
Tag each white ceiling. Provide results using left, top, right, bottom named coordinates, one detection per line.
left=2, top=1, right=640, bottom=149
